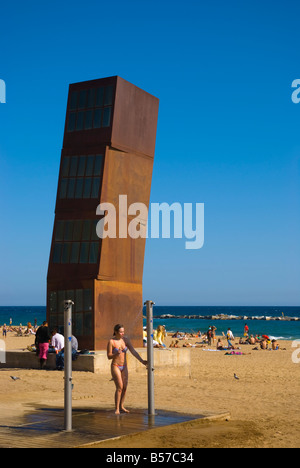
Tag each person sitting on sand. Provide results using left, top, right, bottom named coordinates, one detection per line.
left=249, top=335, right=256, bottom=345
left=239, top=337, right=247, bottom=345
left=217, top=338, right=225, bottom=350
left=24, top=322, right=36, bottom=336
left=201, top=333, right=208, bottom=344
left=50, top=328, right=65, bottom=370
left=260, top=339, right=268, bottom=350
left=170, top=340, right=180, bottom=348
left=272, top=339, right=280, bottom=350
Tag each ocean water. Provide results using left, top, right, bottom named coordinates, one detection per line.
left=1, top=305, right=299, bottom=340
left=146, top=306, right=300, bottom=341
left=0, top=306, right=46, bottom=328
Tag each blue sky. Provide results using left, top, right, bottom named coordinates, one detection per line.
left=0, top=0, right=299, bottom=306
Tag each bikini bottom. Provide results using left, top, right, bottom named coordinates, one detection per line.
left=113, top=364, right=127, bottom=372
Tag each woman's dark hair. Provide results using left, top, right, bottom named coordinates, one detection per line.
left=113, top=324, right=124, bottom=336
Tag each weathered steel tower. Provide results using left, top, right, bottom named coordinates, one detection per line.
left=47, top=76, right=159, bottom=349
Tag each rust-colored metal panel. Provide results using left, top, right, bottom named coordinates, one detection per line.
left=98, top=147, right=153, bottom=282
left=111, top=77, right=159, bottom=158
left=101, top=147, right=154, bottom=207
left=94, top=279, right=143, bottom=350
left=47, top=76, right=159, bottom=350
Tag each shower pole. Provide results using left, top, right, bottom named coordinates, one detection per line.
left=64, top=300, right=73, bottom=432
left=144, top=300, right=155, bottom=416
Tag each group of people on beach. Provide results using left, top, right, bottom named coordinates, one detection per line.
left=143, top=324, right=167, bottom=348
left=165, top=323, right=282, bottom=352
left=1, top=321, right=38, bottom=338
left=222, top=326, right=281, bottom=351
left=33, top=321, right=78, bottom=370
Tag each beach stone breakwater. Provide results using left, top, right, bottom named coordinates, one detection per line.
left=154, top=314, right=300, bottom=322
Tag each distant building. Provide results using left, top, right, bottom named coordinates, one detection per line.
left=47, top=76, right=159, bottom=350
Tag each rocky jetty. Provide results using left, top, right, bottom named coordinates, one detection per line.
left=154, top=314, right=300, bottom=322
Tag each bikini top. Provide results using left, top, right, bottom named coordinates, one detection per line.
left=112, top=339, right=128, bottom=354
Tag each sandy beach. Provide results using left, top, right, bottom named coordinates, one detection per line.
left=0, top=331, right=300, bottom=448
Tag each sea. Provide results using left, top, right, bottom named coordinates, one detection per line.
left=1, top=305, right=300, bottom=341
left=149, top=306, right=300, bottom=341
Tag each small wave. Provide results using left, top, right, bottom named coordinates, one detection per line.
left=269, top=336, right=291, bottom=341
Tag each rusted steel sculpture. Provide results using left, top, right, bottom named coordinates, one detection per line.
left=47, top=76, right=159, bottom=349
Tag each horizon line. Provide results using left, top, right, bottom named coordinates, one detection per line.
left=0, top=304, right=299, bottom=308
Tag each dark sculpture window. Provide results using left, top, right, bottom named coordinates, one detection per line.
left=67, top=85, right=114, bottom=132
left=59, top=154, right=103, bottom=200
left=49, top=288, right=93, bottom=336
left=52, top=219, right=100, bottom=264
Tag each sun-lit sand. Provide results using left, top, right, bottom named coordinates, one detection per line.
left=0, top=330, right=300, bottom=448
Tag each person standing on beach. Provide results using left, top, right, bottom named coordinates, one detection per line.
left=107, top=324, right=147, bottom=415
left=35, top=321, right=51, bottom=369
left=226, top=328, right=235, bottom=348
left=212, top=325, right=217, bottom=344
left=207, top=327, right=212, bottom=346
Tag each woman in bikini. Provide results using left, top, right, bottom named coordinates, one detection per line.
left=107, top=324, right=147, bottom=415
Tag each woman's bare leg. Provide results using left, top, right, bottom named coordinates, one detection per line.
left=120, top=366, right=129, bottom=413
left=111, top=365, right=123, bottom=414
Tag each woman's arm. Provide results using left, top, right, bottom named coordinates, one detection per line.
left=125, top=337, right=147, bottom=366
left=107, top=340, right=117, bottom=360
